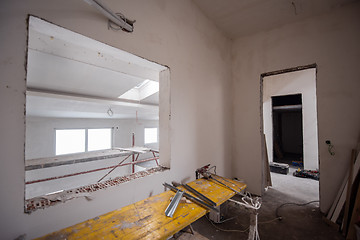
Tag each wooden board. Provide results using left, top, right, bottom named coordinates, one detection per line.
left=342, top=150, right=357, bottom=233
left=36, top=178, right=246, bottom=240
left=330, top=153, right=360, bottom=223
left=263, top=134, right=272, bottom=187
left=346, top=183, right=360, bottom=239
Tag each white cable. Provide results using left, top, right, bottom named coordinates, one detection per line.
left=228, top=195, right=261, bottom=240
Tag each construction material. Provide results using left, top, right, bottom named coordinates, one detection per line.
left=182, top=184, right=216, bottom=207
left=263, top=134, right=272, bottom=188
left=37, top=178, right=246, bottom=240
left=165, top=190, right=184, bottom=217
left=269, top=162, right=289, bottom=175
left=293, top=169, right=319, bottom=180
left=342, top=149, right=357, bottom=233
left=347, top=185, right=360, bottom=239
left=196, top=164, right=245, bottom=196
left=327, top=151, right=360, bottom=223
left=163, top=183, right=219, bottom=212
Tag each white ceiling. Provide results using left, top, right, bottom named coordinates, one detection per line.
left=193, top=0, right=358, bottom=39
left=26, top=16, right=167, bottom=120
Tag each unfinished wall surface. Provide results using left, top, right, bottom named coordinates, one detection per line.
left=232, top=2, right=360, bottom=213
left=263, top=69, right=319, bottom=170
left=0, top=0, right=232, bottom=238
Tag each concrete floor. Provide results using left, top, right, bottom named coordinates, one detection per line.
left=177, top=168, right=344, bottom=240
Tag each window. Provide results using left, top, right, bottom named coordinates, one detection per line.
left=144, top=128, right=158, bottom=144
left=56, top=128, right=112, bottom=155
left=88, top=128, right=112, bottom=151
left=56, top=129, right=86, bottom=155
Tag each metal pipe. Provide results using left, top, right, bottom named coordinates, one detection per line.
left=98, top=154, right=131, bottom=182
left=183, top=184, right=216, bottom=206
left=163, top=183, right=219, bottom=212
left=83, top=0, right=134, bottom=32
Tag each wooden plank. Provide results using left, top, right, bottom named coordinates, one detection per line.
left=263, top=134, right=272, bottom=187
left=342, top=150, right=357, bottom=233
left=331, top=152, right=360, bottom=223
left=346, top=183, right=360, bottom=240
left=322, top=216, right=340, bottom=231
left=36, top=178, right=246, bottom=240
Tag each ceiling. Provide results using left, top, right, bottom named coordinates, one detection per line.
left=27, top=16, right=167, bottom=120
left=192, top=0, right=358, bottom=39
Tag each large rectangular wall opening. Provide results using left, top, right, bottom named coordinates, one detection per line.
left=261, top=65, right=319, bottom=203
left=24, top=16, right=171, bottom=212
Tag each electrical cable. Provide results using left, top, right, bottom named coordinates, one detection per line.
left=206, top=214, right=249, bottom=233
left=275, top=200, right=319, bottom=219
left=258, top=217, right=282, bottom=224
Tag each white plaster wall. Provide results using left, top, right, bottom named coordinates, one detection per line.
left=232, top=2, right=360, bottom=213
left=263, top=69, right=319, bottom=170
left=0, top=0, right=232, bottom=238
left=25, top=116, right=159, bottom=159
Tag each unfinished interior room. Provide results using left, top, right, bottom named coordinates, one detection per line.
left=0, top=0, right=359, bottom=239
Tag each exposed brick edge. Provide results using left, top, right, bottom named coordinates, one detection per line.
left=25, top=166, right=168, bottom=213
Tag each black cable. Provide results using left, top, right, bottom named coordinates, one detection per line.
left=275, top=200, right=319, bottom=220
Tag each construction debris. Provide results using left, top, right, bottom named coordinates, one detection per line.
left=293, top=169, right=319, bottom=180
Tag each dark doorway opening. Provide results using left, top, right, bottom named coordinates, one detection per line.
left=272, top=94, right=303, bottom=167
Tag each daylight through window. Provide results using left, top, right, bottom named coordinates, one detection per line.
left=56, top=128, right=112, bottom=155
left=144, top=128, right=158, bottom=144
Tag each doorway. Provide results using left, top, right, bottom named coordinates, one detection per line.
left=272, top=94, right=303, bottom=166
left=261, top=65, right=319, bottom=202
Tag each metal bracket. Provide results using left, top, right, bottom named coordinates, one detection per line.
left=165, top=190, right=184, bottom=217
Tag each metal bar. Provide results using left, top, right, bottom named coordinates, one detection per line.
left=132, top=133, right=135, bottom=173
left=183, top=184, right=216, bottom=206
left=26, top=156, right=159, bottom=185
left=209, top=174, right=244, bottom=196
left=152, top=150, right=159, bottom=166
left=98, top=155, right=132, bottom=182
left=163, top=183, right=219, bottom=212
left=165, top=190, right=184, bottom=217
left=272, top=104, right=302, bottom=111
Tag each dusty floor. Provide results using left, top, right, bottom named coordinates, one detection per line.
left=176, top=168, right=344, bottom=240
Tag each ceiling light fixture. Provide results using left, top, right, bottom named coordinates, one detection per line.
left=107, top=108, right=114, bottom=117
left=83, top=0, right=135, bottom=32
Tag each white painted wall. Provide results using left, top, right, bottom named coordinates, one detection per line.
left=232, top=2, right=360, bottom=213
left=263, top=69, right=319, bottom=170
left=0, top=0, right=232, bottom=238
left=25, top=116, right=159, bottom=159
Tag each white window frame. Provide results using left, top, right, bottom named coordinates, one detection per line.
left=55, top=128, right=113, bottom=155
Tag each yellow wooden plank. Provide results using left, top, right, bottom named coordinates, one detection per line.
left=36, top=177, right=246, bottom=240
